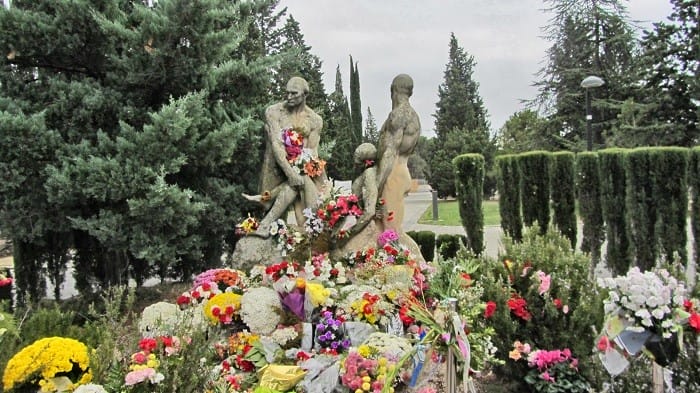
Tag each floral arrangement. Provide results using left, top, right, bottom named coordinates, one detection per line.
left=303, top=253, right=348, bottom=286
left=282, top=127, right=326, bottom=178
left=340, top=345, right=397, bottom=393
left=268, top=219, right=303, bottom=256
left=235, top=215, right=259, bottom=235
left=597, top=267, right=687, bottom=339
left=312, top=191, right=363, bottom=236
left=264, top=260, right=303, bottom=282
left=239, top=286, right=283, bottom=335
left=137, top=301, right=180, bottom=337
left=509, top=341, right=590, bottom=392
left=177, top=281, right=221, bottom=308
left=315, top=310, right=350, bottom=354
left=203, top=292, right=243, bottom=325
left=2, top=336, right=92, bottom=392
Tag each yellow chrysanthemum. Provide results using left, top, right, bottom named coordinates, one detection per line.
left=3, top=337, right=91, bottom=392
left=357, top=345, right=372, bottom=358
left=203, top=292, right=242, bottom=324
left=306, top=282, right=330, bottom=307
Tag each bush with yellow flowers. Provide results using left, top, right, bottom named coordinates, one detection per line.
left=2, top=336, right=91, bottom=392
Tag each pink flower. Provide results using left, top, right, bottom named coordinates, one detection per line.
left=597, top=336, right=612, bottom=352
left=540, top=371, right=555, bottom=382
left=125, top=368, right=157, bottom=386
left=536, top=270, right=551, bottom=295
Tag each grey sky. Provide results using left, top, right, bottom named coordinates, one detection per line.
left=282, top=0, right=673, bottom=137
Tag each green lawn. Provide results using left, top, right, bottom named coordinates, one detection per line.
left=418, top=200, right=501, bottom=226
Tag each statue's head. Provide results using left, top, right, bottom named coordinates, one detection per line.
left=390, top=74, right=413, bottom=98
left=285, top=77, right=309, bottom=109
left=354, top=143, right=377, bottom=165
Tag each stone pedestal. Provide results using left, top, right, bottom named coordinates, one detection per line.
left=230, top=237, right=285, bottom=271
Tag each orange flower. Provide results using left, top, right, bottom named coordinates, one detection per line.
left=303, top=158, right=326, bottom=177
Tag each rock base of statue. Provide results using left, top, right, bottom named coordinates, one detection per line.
left=230, top=236, right=285, bottom=272
left=644, top=332, right=679, bottom=367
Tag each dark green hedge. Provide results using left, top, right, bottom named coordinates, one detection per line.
left=625, top=148, right=658, bottom=270
left=690, top=147, right=700, bottom=268
left=550, top=152, right=576, bottom=247
left=649, top=147, right=689, bottom=266
left=496, top=154, right=522, bottom=242
left=406, top=230, right=436, bottom=262
left=453, top=154, right=484, bottom=255
left=576, top=152, right=604, bottom=264
left=519, top=151, right=551, bottom=234
left=598, top=149, right=630, bottom=275
left=436, top=234, right=467, bottom=260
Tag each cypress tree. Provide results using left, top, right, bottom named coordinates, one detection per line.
left=650, top=147, right=689, bottom=266
left=363, top=107, right=379, bottom=145
left=453, top=154, right=485, bottom=255
left=576, top=152, right=604, bottom=265
left=496, top=154, right=523, bottom=242
left=325, top=66, right=354, bottom=180
left=550, top=152, right=576, bottom=247
left=690, top=147, right=700, bottom=269
left=520, top=151, right=551, bottom=234
left=625, top=148, right=657, bottom=270
left=598, top=148, right=630, bottom=275
left=349, top=56, right=362, bottom=148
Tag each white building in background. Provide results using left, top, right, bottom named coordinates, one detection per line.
left=3, top=0, right=10, bottom=10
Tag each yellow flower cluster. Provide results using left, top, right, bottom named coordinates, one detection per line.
left=129, top=352, right=160, bottom=371
left=306, top=282, right=330, bottom=307
left=203, top=292, right=242, bottom=325
left=2, top=337, right=91, bottom=392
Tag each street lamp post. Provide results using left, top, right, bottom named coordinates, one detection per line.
left=580, top=75, right=605, bottom=151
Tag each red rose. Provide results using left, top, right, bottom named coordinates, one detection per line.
left=553, top=298, right=563, bottom=309
left=684, top=299, right=695, bottom=312
left=689, top=312, right=700, bottom=333
left=139, top=338, right=158, bottom=352
left=484, top=301, right=497, bottom=318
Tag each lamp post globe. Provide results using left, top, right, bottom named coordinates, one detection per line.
left=581, top=76, right=605, bottom=151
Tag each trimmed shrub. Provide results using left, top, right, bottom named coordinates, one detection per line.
left=519, top=151, right=551, bottom=234
left=598, top=148, right=630, bottom=275
left=436, top=234, right=467, bottom=260
left=406, top=230, right=436, bottom=262
left=453, top=154, right=485, bottom=255
left=497, top=154, right=523, bottom=242
left=691, top=147, right=700, bottom=268
left=625, top=148, right=658, bottom=270
left=575, top=152, right=604, bottom=264
left=650, top=147, right=689, bottom=266
left=550, top=152, right=576, bottom=247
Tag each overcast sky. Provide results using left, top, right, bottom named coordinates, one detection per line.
left=282, top=0, right=673, bottom=137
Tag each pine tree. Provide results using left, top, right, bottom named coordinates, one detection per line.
left=533, top=0, right=636, bottom=150
left=274, top=14, right=328, bottom=117
left=616, top=0, right=698, bottom=146
left=349, top=55, right=362, bottom=148
left=325, top=65, right=355, bottom=180
left=0, top=0, right=284, bottom=297
left=429, top=33, right=493, bottom=198
left=363, top=107, right=379, bottom=145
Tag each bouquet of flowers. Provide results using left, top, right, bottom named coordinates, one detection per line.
left=269, top=219, right=303, bottom=256
left=340, top=345, right=397, bottom=393
left=310, top=190, right=363, bottom=236
left=509, top=341, right=590, bottom=393
left=2, top=337, right=92, bottom=392
left=597, top=267, right=687, bottom=339
left=303, top=253, right=348, bottom=286
left=235, top=215, right=259, bottom=235
left=282, top=128, right=326, bottom=178
left=314, top=310, right=350, bottom=354
left=203, top=293, right=243, bottom=326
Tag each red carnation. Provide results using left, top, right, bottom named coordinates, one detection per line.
left=484, top=301, right=497, bottom=319
left=689, top=312, right=700, bottom=333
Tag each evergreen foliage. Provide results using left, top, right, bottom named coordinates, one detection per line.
left=598, top=148, right=630, bottom=275
left=691, top=147, right=700, bottom=270
left=325, top=65, right=355, bottom=180
left=624, top=148, right=657, bottom=270
left=616, top=0, right=698, bottom=147
left=550, top=152, right=576, bottom=247
left=436, top=234, right=467, bottom=260
left=349, top=56, right=362, bottom=148
left=575, top=152, right=604, bottom=265
left=0, top=0, right=285, bottom=297
left=534, top=0, right=636, bottom=150
left=519, top=151, right=551, bottom=235
left=406, top=230, right=436, bottom=263
left=496, top=155, right=523, bottom=242
left=649, top=147, right=689, bottom=266
left=429, top=33, right=493, bottom=198
left=453, top=154, right=484, bottom=255
left=363, top=107, right=379, bottom=145
left=274, top=14, right=328, bottom=117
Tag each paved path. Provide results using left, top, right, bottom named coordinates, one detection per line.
left=403, top=185, right=503, bottom=258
